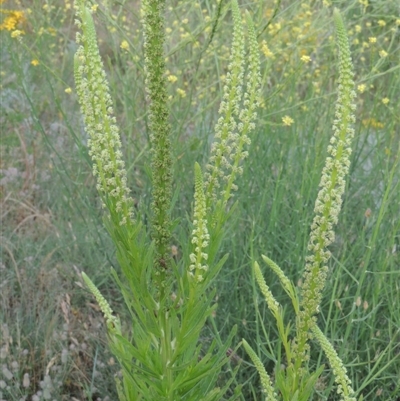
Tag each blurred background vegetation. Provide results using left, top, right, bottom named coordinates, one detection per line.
left=1, top=0, right=399, bottom=399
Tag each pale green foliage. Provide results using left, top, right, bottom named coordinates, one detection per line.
left=244, top=9, right=357, bottom=400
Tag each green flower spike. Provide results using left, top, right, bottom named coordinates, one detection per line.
left=312, top=325, right=356, bottom=401
left=294, top=6, right=357, bottom=369
left=261, top=255, right=299, bottom=313
left=189, top=162, right=210, bottom=284
left=242, top=339, right=278, bottom=401
left=205, top=0, right=261, bottom=211
left=73, top=2, right=134, bottom=227
left=82, top=272, right=121, bottom=334
left=222, top=9, right=262, bottom=206
left=141, top=0, right=173, bottom=281
left=253, top=261, right=280, bottom=317
left=204, top=0, right=245, bottom=204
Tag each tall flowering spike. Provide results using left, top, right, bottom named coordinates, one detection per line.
left=74, top=1, right=134, bottom=226
left=242, top=339, right=278, bottom=401
left=294, top=8, right=357, bottom=365
left=222, top=9, right=262, bottom=206
left=82, top=272, right=121, bottom=334
left=141, top=0, right=173, bottom=283
left=189, top=163, right=210, bottom=284
left=205, top=0, right=261, bottom=208
left=312, top=325, right=356, bottom=401
left=204, top=0, right=245, bottom=204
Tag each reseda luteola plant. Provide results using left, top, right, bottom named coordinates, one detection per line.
left=73, top=0, right=260, bottom=399
left=242, top=9, right=357, bottom=401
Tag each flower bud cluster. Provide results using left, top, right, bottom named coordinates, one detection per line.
left=205, top=2, right=260, bottom=207
left=189, top=163, right=209, bottom=283
left=205, top=1, right=244, bottom=201
left=82, top=272, right=121, bottom=334
left=242, top=339, right=278, bottom=401
left=141, top=0, right=173, bottom=277
left=222, top=11, right=262, bottom=205
left=74, top=2, right=133, bottom=225
left=254, top=261, right=280, bottom=317
left=312, top=325, right=356, bottom=401
left=295, top=9, right=357, bottom=365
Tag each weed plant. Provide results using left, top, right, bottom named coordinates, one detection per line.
left=73, top=0, right=260, bottom=399
left=1, top=0, right=399, bottom=400
left=242, top=10, right=358, bottom=400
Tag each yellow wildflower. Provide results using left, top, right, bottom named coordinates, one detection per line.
left=379, top=50, right=388, bottom=58
left=362, top=118, right=384, bottom=129
left=120, top=40, right=129, bottom=50
left=377, top=20, right=386, bottom=27
left=0, top=17, right=16, bottom=31
left=10, top=29, right=24, bottom=38
left=176, top=88, right=186, bottom=98
left=357, top=84, right=366, bottom=93
left=355, top=25, right=362, bottom=33
left=167, top=75, right=178, bottom=83
left=31, top=59, right=39, bottom=66
left=91, top=4, right=98, bottom=12
left=381, top=98, right=389, bottom=105
left=261, top=40, right=274, bottom=58
left=0, top=10, right=25, bottom=31
left=368, top=37, right=376, bottom=43
left=265, top=8, right=273, bottom=17
left=282, top=115, right=294, bottom=126
left=65, top=87, right=72, bottom=94
left=301, top=55, right=311, bottom=63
